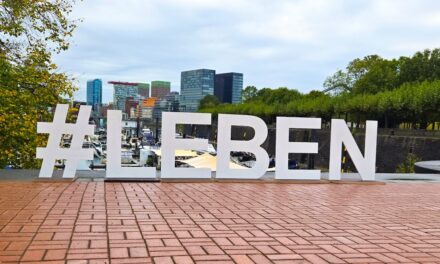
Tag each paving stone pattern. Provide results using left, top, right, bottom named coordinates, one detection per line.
left=1, top=182, right=440, bottom=263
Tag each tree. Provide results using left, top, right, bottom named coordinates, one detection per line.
left=349, top=56, right=399, bottom=94
left=0, top=1, right=79, bottom=168
left=325, top=55, right=399, bottom=95
left=1, top=0, right=78, bottom=62
left=241, top=86, right=258, bottom=102
left=248, top=87, right=301, bottom=105
left=198, top=95, right=220, bottom=110
left=323, top=70, right=353, bottom=93
left=202, top=49, right=440, bottom=129
left=398, top=49, right=440, bottom=85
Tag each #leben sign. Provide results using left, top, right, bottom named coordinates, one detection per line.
left=37, top=104, right=378, bottom=181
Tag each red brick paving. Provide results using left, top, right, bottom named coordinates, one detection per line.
left=1, top=182, right=440, bottom=263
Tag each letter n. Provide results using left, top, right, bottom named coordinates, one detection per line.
left=329, top=119, right=378, bottom=181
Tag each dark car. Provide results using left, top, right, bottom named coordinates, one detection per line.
left=288, top=159, right=299, bottom=170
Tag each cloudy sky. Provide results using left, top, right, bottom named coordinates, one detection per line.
left=53, top=0, right=440, bottom=103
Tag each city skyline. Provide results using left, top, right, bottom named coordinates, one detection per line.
left=85, top=68, right=244, bottom=107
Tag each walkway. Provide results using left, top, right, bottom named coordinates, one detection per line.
left=1, top=182, right=440, bottom=263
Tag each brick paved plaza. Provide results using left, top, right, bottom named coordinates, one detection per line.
left=1, top=182, right=440, bottom=263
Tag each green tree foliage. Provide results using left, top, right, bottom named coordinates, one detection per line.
left=349, top=56, right=399, bottom=94
left=325, top=55, right=399, bottom=95
left=323, top=70, right=353, bottom=93
left=0, top=1, right=78, bottom=168
left=399, top=49, right=440, bottom=85
left=325, top=49, right=440, bottom=95
left=241, top=86, right=258, bottom=102
left=200, top=49, right=440, bottom=129
left=396, top=153, right=421, bottom=173
left=254, top=87, right=301, bottom=105
left=199, top=95, right=220, bottom=110
left=1, top=0, right=78, bottom=61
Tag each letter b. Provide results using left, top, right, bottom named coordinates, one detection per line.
left=216, top=114, right=269, bottom=179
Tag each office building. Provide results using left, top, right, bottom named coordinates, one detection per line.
left=99, top=103, right=112, bottom=118
left=110, top=81, right=147, bottom=113
left=180, top=69, right=215, bottom=112
left=153, top=99, right=168, bottom=120
left=124, top=97, right=139, bottom=119
left=86, top=79, right=102, bottom=110
left=137, top=83, right=150, bottom=98
left=214, top=73, right=243, bottom=104
left=165, top=91, right=180, bottom=112
left=152, top=92, right=180, bottom=120
left=138, top=97, right=158, bottom=119
left=151, top=81, right=171, bottom=99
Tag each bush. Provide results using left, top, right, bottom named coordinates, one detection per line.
left=396, top=153, right=421, bottom=173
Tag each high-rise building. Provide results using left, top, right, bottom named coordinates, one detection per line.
left=151, top=81, right=171, bottom=99
left=137, top=83, right=150, bottom=98
left=152, top=92, right=180, bottom=120
left=110, top=81, right=148, bottom=113
left=165, top=91, right=180, bottom=112
left=180, top=69, right=215, bottom=112
left=86, top=79, right=102, bottom=110
left=124, top=97, right=139, bottom=119
left=110, top=81, right=139, bottom=112
left=214, top=73, right=243, bottom=104
left=138, top=97, right=158, bottom=119
left=99, top=103, right=112, bottom=118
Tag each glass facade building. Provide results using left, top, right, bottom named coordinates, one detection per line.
left=214, top=73, right=243, bottom=104
left=180, top=69, right=215, bottom=112
left=86, top=79, right=102, bottom=110
left=153, top=92, right=180, bottom=120
left=137, top=83, right=150, bottom=98
left=110, top=81, right=142, bottom=113
left=151, top=81, right=171, bottom=99
left=165, top=91, right=180, bottom=112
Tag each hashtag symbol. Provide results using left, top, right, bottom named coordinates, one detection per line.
left=36, top=104, right=94, bottom=178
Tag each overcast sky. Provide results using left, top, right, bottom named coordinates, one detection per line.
left=53, top=0, right=440, bottom=103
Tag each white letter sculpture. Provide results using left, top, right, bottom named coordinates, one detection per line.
left=329, top=119, right=378, bottom=181
left=106, top=110, right=156, bottom=179
left=216, top=114, right=269, bottom=179
left=161, top=112, right=212, bottom=179
left=275, top=117, right=321, bottom=180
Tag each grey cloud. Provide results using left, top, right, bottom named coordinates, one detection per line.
left=53, top=0, right=440, bottom=103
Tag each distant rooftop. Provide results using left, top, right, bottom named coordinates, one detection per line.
left=108, top=81, right=139, bottom=86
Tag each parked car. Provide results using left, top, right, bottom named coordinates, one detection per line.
left=288, top=159, right=299, bottom=170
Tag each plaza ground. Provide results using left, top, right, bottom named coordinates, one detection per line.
left=1, top=181, right=440, bottom=263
